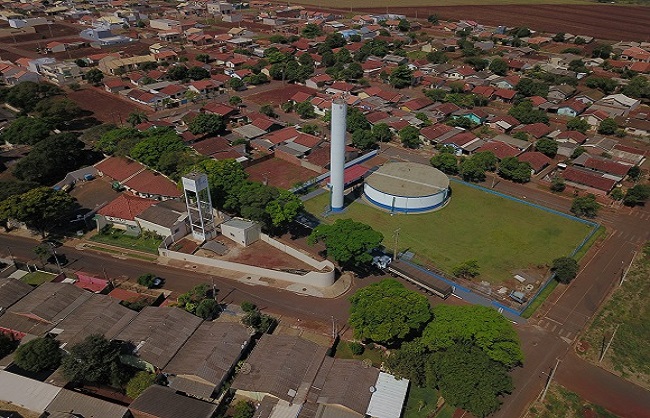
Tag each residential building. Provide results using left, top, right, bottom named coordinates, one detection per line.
left=39, top=61, right=82, bottom=85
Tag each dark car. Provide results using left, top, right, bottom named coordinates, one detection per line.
left=47, top=253, right=68, bottom=266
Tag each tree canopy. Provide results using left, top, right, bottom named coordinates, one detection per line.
left=188, top=113, right=225, bottom=136
left=0, top=187, right=77, bottom=238
left=551, top=257, right=579, bottom=284
left=14, top=337, right=62, bottom=372
left=349, top=279, right=432, bottom=345
left=0, top=116, right=51, bottom=145
left=399, top=125, right=421, bottom=149
left=623, top=184, right=650, bottom=207
left=535, top=138, right=559, bottom=158
left=571, top=194, right=600, bottom=218
left=2, top=81, right=62, bottom=112
left=420, top=305, right=524, bottom=367
left=62, top=334, right=130, bottom=387
left=430, top=153, right=459, bottom=174
left=497, top=156, right=532, bottom=183
left=126, top=371, right=155, bottom=399
left=389, top=65, right=413, bottom=89
left=308, top=218, right=383, bottom=268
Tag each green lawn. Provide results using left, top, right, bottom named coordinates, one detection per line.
left=90, top=229, right=162, bottom=254
left=404, top=386, right=443, bottom=418
left=333, top=340, right=385, bottom=368
left=578, top=244, right=650, bottom=390
left=20, top=271, right=57, bottom=286
left=304, top=183, right=594, bottom=284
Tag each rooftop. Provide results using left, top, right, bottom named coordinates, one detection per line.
left=365, top=162, right=450, bottom=197
left=130, top=385, right=218, bottom=418
left=97, top=193, right=157, bottom=221
left=45, top=389, right=129, bottom=418
left=0, top=278, right=33, bottom=311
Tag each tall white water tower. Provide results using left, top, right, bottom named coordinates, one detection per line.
left=330, top=98, right=347, bottom=212
left=182, top=172, right=216, bottom=242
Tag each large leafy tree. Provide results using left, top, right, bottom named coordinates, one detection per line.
left=551, top=257, right=579, bottom=284
left=34, top=97, right=82, bottom=126
left=399, top=126, right=421, bottom=149
left=420, top=305, right=524, bottom=367
left=265, top=189, right=303, bottom=230
left=508, top=100, right=549, bottom=124
left=187, top=159, right=248, bottom=209
left=62, top=334, right=130, bottom=387
left=14, top=337, right=62, bottom=372
left=459, top=157, right=486, bottom=182
left=3, top=81, right=62, bottom=112
left=430, top=153, right=459, bottom=174
left=0, top=116, right=51, bottom=145
left=126, top=371, right=155, bottom=399
left=349, top=279, right=431, bottom=345
left=188, top=113, right=225, bottom=136
left=535, top=138, right=558, bottom=158
left=308, top=218, right=383, bottom=268
left=389, top=65, right=413, bottom=89
left=95, top=127, right=142, bottom=155
left=623, top=184, right=650, bottom=207
left=85, top=68, right=104, bottom=85
left=571, top=194, right=600, bottom=218
left=489, top=58, right=508, bottom=76
left=346, top=107, right=370, bottom=133
left=130, top=129, right=186, bottom=170
left=427, top=343, right=513, bottom=418
left=497, top=157, right=531, bottom=183
left=13, top=134, right=89, bottom=185
left=0, top=187, right=77, bottom=238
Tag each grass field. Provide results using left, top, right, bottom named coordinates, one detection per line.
left=578, top=243, right=650, bottom=390
left=90, top=229, right=162, bottom=254
left=403, top=386, right=443, bottom=418
left=20, top=271, right=57, bottom=286
left=333, top=340, right=385, bottom=367
left=527, top=383, right=618, bottom=418
left=304, top=183, right=593, bottom=284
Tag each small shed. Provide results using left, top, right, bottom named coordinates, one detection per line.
left=220, top=218, right=261, bottom=247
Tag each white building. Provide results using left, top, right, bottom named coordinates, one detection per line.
left=220, top=218, right=261, bottom=247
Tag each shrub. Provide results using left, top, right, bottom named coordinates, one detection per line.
left=126, top=371, right=155, bottom=399
left=14, top=337, right=62, bottom=372
left=348, top=341, right=365, bottom=355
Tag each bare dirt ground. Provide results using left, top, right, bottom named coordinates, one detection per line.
left=358, top=5, right=650, bottom=41
left=67, top=87, right=153, bottom=124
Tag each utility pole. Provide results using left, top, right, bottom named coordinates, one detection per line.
left=620, top=251, right=636, bottom=286
left=6, top=247, right=15, bottom=267
left=599, top=324, right=620, bottom=363
left=393, top=228, right=400, bottom=261
left=540, top=358, right=560, bottom=402
left=331, top=316, right=336, bottom=339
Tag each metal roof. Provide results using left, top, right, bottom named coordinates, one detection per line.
left=0, top=370, right=62, bottom=413
left=365, top=162, right=449, bottom=197
left=366, top=372, right=409, bottom=418
left=129, top=385, right=218, bottom=418
left=45, top=389, right=129, bottom=418
left=0, top=278, right=33, bottom=312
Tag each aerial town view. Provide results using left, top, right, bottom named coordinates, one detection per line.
left=0, top=0, right=648, bottom=416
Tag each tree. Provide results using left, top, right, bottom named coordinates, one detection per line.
left=188, top=113, right=225, bottom=137
left=465, top=57, right=489, bottom=71
left=349, top=279, right=431, bottom=345
left=627, top=166, right=642, bottom=182
left=167, top=65, right=189, bottom=81
left=195, top=53, right=210, bottom=63
left=473, top=151, right=498, bottom=172
left=551, top=257, right=579, bottom=284
left=460, top=157, right=486, bottom=182
left=399, top=125, right=421, bottom=149
left=385, top=341, right=429, bottom=385
left=585, top=77, right=618, bottom=94
left=552, top=32, right=565, bottom=42
left=389, top=65, right=413, bottom=89
left=242, top=308, right=277, bottom=334
left=0, top=187, right=77, bottom=238
left=397, top=18, right=411, bottom=32
left=34, top=244, right=50, bottom=264
left=566, top=117, right=590, bottom=134
left=137, top=273, right=157, bottom=288
left=508, top=100, right=549, bottom=124
left=571, top=194, right=600, bottom=218
left=420, top=305, right=524, bottom=367
left=515, top=78, right=549, bottom=98
left=254, top=104, right=273, bottom=119
left=3, top=82, right=62, bottom=112
left=452, top=260, right=480, bottom=278
left=352, top=129, right=377, bottom=150
left=14, top=337, right=62, bottom=372
left=187, top=159, right=248, bottom=209
left=534, top=138, right=558, bottom=158
left=85, top=68, right=104, bottom=85
left=188, top=66, right=210, bottom=81
left=0, top=117, right=51, bottom=145
left=610, top=187, right=624, bottom=201
left=623, top=184, right=650, bottom=206
left=0, top=333, right=17, bottom=359
left=372, top=123, right=392, bottom=142
left=427, top=14, right=439, bottom=24
left=489, top=58, right=508, bottom=76
left=14, top=134, right=89, bottom=185
left=426, top=51, right=448, bottom=64
left=598, top=118, right=618, bottom=135
left=229, top=96, right=242, bottom=106
left=621, top=76, right=650, bottom=100
left=430, top=153, right=458, bottom=174
left=346, top=107, right=370, bottom=132
left=35, top=96, right=83, bottom=126
left=195, top=298, right=220, bottom=320
left=229, top=77, right=245, bottom=91
left=127, top=111, right=148, bottom=127
left=302, top=23, right=322, bottom=39
left=427, top=343, right=513, bottom=418
left=308, top=219, right=383, bottom=268
left=293, top=101, right=314, bottom=119
left=233, top=400, right=256, bottom=418
left=591, top=43, right=613, bottom=59
left=126, top=372, right=155, bottom=399
left=129, top=129, right=186, bottom=170
left=550, top=177, right=566, bottom=192
left=177, top=284, right=211, bottom=314
left=62, top=335, right=129, bottom=387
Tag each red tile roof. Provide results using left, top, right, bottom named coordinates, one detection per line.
left=472, top=85, right=495, bottom=97
left=97, top=193, right=156, bottom=220
left=343, top=165, right=369, bottom=184
left=516, top=123, right=552, bottom=138
left=583, top=157, right=630, bottom=177
left=291, top=91, right=313, bottom=103
left=202, top=102, right=237, bottom=117
left=108, top=288, right=148, bottom=302
left=493, top=88, right=516, bottom=100
left=562, top=166, right=616, bottom=192
left=292, top=133, right=321, bottom=149
left=420, top=124, right=454, bottom=141
left=475, top=141, right=521, bottom=160
left=401, top=97, right=434, bottom=111
left=191, top=136, right=231, bottom=157
left=95, top=157, right=145, bottom=182
left=556, top=130, right=587, bottom=144
left=74, top=274, right=109, bottom=293
left=124, top=170, right=182, bottom=198
left=444, top=131, right=478, bottom=147
left=265, top=127, right=300, bottom=145
left=518, top=152, right=552, bottom=172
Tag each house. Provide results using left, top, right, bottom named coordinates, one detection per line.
left=493, top=88, right=516, bottom=102
left=577, top=155, right=631, bottom=179
left=514, top=123, right=553, bottom=139
left=130, top=385, right=218, bottom=418
left=0, top=371, right=62, bottom=414
left=115, top=307, right=202, bottom=370
left=419, top=124, right=463, bottom=144
left=615, top=115, right=650, bottom=138
left=104, top=77, right=129, bottom=93
left=589, top=93, right=641, bottom=117
left=518, top=152, right=552, bottom=174
left=555, top=130, right=587, bottom=144
left=547, top=84, right=576, bottom=102
left=99, top=55, right=156, bottom=75
left=442, top=131, right=484, bottom=154
left=135, top=200, right=189, bottom=242
left=581, top=109, right=610, bottom=127
left=401, top=97, right=434, bottom=112
left=123, top=169, right=183, bottom=200
left=0, top=283, right=86, bottom=338
left=305, top=73, right=333, bottom=89
left=189, top=79, right=223, bottom=96
left=488, top=115, right=519, bottom=133
left=0, top=278, right=33, bottom=315
left=611, top=143, right=647, bottom=165
left=96, top=193, right=157, bottom=234
left=45, top=389, right=130, bottom=418
left=220, top=218, right=261, bottom=246
left=475, top=141, right=522, bottom=160
left=451, top=109, right=489, bottom=125
left=557, top=100, right=588, bottom=117
left=38, top=61, right=82, bottom=85
left=491, top=134, right=531, bottom=151
left=203, top=102, right=238, bottom=119
left=562, top=166, right=617, bottom=193
left=444, top=65, right=476, bottom=80
left=165, top=322, right=252, bottom=399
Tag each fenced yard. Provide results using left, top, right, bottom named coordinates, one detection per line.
left=90, top=228, right=162, bottom=254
